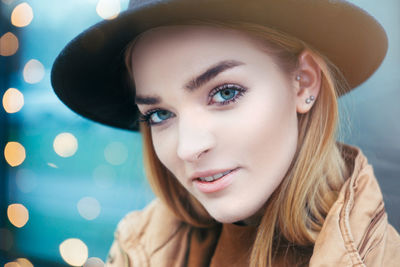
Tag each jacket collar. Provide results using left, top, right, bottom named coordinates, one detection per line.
left=310, top=143, right=387, bottom=266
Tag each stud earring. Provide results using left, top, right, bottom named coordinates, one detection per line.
left=295, top=75, right=301, bottom=81
left=305, top=95, right=315, bottom=104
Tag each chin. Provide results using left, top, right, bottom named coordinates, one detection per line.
left=206, top=206, right=259, bottom=224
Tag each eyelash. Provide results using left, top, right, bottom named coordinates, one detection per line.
left=138, top=83, right=247, bottom=126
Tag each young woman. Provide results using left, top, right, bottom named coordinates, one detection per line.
left=51, top=0, right=400, bottom=266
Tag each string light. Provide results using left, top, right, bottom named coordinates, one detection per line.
left=7, top=203, right=29, bottom=228
left=23, top=59, right=45, bottom=84
left=96, top=0, right=121, bottom=20
left=11, top=2, right=33, bottom=27
left=2, top=88, right=24, bottom=113
left=4, top=262, right=20, bottom=267
left=4, top=141, right=26, bottom=167
left=77, top=197, right=101, bottom=220
left=47, top=162, right=58, bottom=168
left=84, top=257, right=105, bottom=267
left=2, top=0, right=16, bottom=5
left=53, top=132, right=78, bottom=158
left=15, top=258, right=34, bottom=267
left=0, top=32, right=19, bottom=56
left=59, top=238, right=89, bottom=266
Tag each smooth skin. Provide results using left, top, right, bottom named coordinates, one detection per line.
left=131, top=25, right=321, bottom=224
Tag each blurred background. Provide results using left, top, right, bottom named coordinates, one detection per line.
left=0, top=0, right=399, bottom=266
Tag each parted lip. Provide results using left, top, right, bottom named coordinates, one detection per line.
left=190, top=167, right=239, bottom=181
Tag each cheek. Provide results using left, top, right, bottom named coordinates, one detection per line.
left=151, top=130, right=182, bottom=177
left=234, top=87, right=298, bottom=174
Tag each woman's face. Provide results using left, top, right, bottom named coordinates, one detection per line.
left=131, top=25, right=300, bottom=223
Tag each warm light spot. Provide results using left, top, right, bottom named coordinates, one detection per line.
left=0, top=228, right=13, bottom=251
left=0, top=32, right=19, bottom=56
left=11, top=2, right=33, bottom=27
left=93, top=165, right=115, bottom=188
left=59, top=238, right=88, bottom=266
left=77, top=197, right=101, bottom=220
left=23, top=59, right=45, bottom=84
left=104, top=142, right=128, bottom=165
left=4, top=262, right=20, bottom=267
left=7, top=204, right=29, bottom=228
left=53, top=133, right=78, bottom=158
left=84, top=257, right=104, bottom=267
left=96, top=0, right=121, bottom=20
left=16, top=258, right=33, bottom=267
left=2, top=88, right=24, bottom=113
left=15, top=169, right=37, bottom=193
left=4, top=142, right=26, bottom=167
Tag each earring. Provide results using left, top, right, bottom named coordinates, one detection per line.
left=305, top=95, right=315, bottom=104
left=295, top=75, right=301, bottom=81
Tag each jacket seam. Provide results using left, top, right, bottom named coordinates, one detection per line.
left=340, top=176, right=366, bottom=266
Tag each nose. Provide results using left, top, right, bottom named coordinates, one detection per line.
left=176, top=113, right=216, bottom=162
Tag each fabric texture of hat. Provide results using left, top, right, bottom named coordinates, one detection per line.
left=51, top=0, right=388, bottom=131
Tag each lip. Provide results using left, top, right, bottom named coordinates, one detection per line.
left=192, top=167, right=240, bottom=193
left=190, top=167, right=238, bottom=181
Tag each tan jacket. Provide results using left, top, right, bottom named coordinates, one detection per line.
left=105, top=144, right=400, bottom=266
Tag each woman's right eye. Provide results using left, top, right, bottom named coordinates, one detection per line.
left=139, top=109, right=174, bottom=126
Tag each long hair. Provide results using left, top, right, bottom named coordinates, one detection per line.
left=125, top=21, right=350, bottom=267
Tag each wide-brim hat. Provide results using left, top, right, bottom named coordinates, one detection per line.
left=51, top=0, right=388, bottom=131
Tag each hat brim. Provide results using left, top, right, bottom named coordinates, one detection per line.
left=51, top=0, right=388, bottom=131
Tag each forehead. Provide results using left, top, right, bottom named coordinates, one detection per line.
left=130, top=25, right=275, bottom=93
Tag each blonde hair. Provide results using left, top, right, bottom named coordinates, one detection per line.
left=125, top=21, right=350, bottom=267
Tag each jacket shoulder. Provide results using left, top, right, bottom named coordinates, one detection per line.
left=106, top=199, right=190, bottom=267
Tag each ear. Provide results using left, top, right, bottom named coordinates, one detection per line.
left=294, top=50, right=322, bottom=114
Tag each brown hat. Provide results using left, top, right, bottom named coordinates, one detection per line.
left=51, top=0, right=388, bottom=131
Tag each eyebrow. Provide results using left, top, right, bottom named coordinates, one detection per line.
left=134, top=59, right=245, bottom=105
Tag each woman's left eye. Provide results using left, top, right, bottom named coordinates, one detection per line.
left=209, top=84, right=247, bottom=105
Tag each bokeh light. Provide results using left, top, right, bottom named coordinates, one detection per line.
left=4, top=262, right=20, bottom=267
left=23, top=59, right=45, bottom=84
left=7, top=203, right=29, bottom=228
left=11, top=2, right=33, bottom=27
left=0, top=32, right=19, bottom=56
left=96, top=0, right=121, bottom=20
left=84, top=257, right=105, bottom=267
left=2, top=0, right=16, bottom=5
left=77, top=197, right=101, bottom=220
left=47, top=162, right=58, bottom=168
left=2, top=88, right=24, bottom=113
left=0, top=228, right=13, bottom=251
left=59, top=238, right=89, bottom=266
left=53, top=132, right=78, bottom=158
left=15, top=169, right=37, bottom=193
left=4, top=141, right=26, bottom=167
left=104, top=141, right=128, bottom=165
left=92, top=164, right=115, bottom=188
left=16, top=258, right=34, bottom=267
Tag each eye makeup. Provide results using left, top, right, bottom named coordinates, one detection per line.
left=138, top=83, right=248, bottom=126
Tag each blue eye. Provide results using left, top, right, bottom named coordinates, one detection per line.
left=139, top=84, right=247, bottom=126
left=138, top=109, right=174, bottom=126
left=209, top=84, right=246, bottom=105
left=150, top=110, right=172, bottom=123
left=212, top=88, right=238, bottom=102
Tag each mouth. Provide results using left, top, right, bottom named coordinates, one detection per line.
left=193, top=167, right=240, bottom=193
left=196, top=168, right=237, bottom=182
